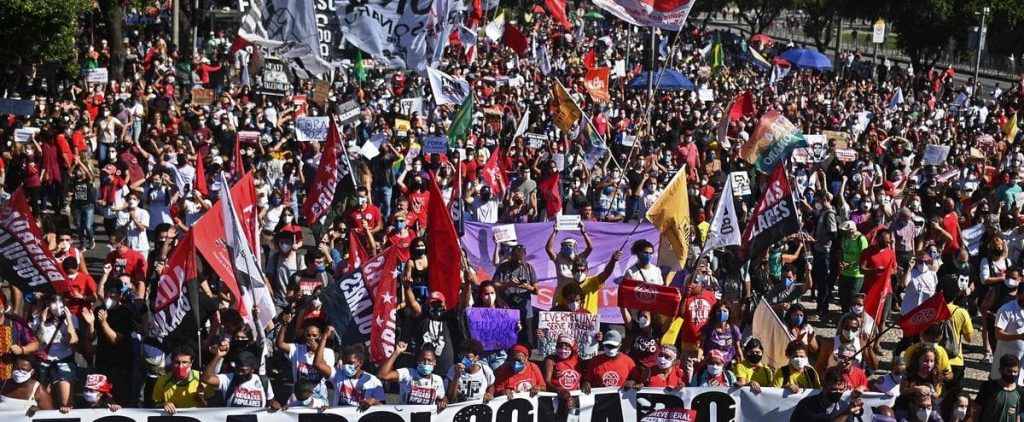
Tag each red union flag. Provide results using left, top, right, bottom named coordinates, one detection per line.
left=302, top=117, right=353, bottom=224
left=584, top=67, right=611, bottom=102
left=0, top=189, right=69, bottom=294
left=592, top=0, right=695, bottom=30
left=481, top=146, right=508, bottom=196
left=897, top=293, right=951, bottom=337
left=366, top=248, right=400, bottom=364
left=617, top=278, right=681, bottom=316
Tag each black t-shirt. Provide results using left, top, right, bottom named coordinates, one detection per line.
left=790, top=394, right=843, bottom=422
left=95, top=306, right=135, bottom=370
left=71, top=179, right=97, bottom=207
left=937, top=261, right=972, bottom=295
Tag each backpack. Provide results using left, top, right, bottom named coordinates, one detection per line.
left=939, top=307, right=960, bottom=360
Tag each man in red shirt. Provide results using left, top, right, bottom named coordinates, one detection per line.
left=827, top=344, right=868, bottom=392
left=61, top=257, right=97, bottom=318
left=347, top=186, right=383, bottom=241
left=680, top=277, right=718, bottom=360
left=582, top=331, right=640, bottom=392
left=493, top=345, right=546, bottom=398
left=104, top=229, right=147, bottom=290
left=397, top=171, right=429, bottom=230
left=940, top=198, right=962, bottom=256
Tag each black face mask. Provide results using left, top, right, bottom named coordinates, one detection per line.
left=747, top=354, right=763, bottom=364
left=1003, top=371, right=1019, bottom=383
left=429, top=306, right=445, bottom=320
left=826, top=390, right=843, bottom=403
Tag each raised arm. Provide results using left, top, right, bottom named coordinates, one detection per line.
left=377, top=341, right=408, bottom=382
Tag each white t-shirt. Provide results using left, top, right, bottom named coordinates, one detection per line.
left=287, top=344, right=334, bottom=400
left=329, top=369, right=386, bottom=406
left=992, top=300, right=1024, bottom=382
left=446, top=364, right=495, bottom=402
left=901, top=266, right=937, bottom=315
left=625, top=264, right=664, bottom=285
left=216, top=373, right=275, bottom=407
left=286, top=395, right=327, bottom=409
left=396, top=367, right=445, bottom=405
left=116, top=208, right=150, bottom=256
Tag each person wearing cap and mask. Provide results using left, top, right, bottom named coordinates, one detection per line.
left=202, top=347, right=277, bottom=409
left=827, top=343, right=869, bottom=392
left=403, top=290, right=456, bottom=374
left=974, top=353, right=1024, bottom=422
left=790, top=369, right=861, bottom=421
left=80, top=373, right=121, bottom=412
left=545, top=222, right=594, bottom=299
left=543, top=335, right=583, bottom=395
left=581, top=330, right=640, bottom=393
left=151, top=346, right=214, bottom=415
left=493, top=344, right=545, bottom=399
left=990, top=266, right=1024, bottom=383
left=901, top=247, right=941, bottom=318
left=895, top=387, right=942, bottom=422
left=837, top=220, right=869, bottom=316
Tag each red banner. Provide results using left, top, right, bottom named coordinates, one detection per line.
left=584, top=67, right=611, bottom=102
left=617, top=278, right=681, bottom=316
left=538, top=173, right=562, bottom=218
left=368, top=248, right=400, bottom=364
left=301, top=117, right=351, bottom=224
left=427, top=176, right=462, bottom=310
left=544, top=0, right=572, bottom=30
left=153, top=231, right=197, bottom=311
left=481, top=146, right=508, bottom=196
left=0, top=190, right=69, bottom=294
left=897, top=293, right=951, bottom=337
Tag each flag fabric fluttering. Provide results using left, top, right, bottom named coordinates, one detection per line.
left=538, top=172, right=562, bottom=218
left=194, top=155, right=209, bottom=196
left=747, top=46, right=770, bottom=71
left=481, top=146, right=508, bottom=196
left=427, top=67, right=472, bottom=106
left=584, top=67, right=611, bottom=102
left=544, top=0, right=572, bottom=30
left=896, top=294, right=951, bottom=337
left=485, top=12, right=506, bottom=41
left=701, top=177, right=741, bottom=257
left=1005, top=110, right=1020, bottom=144
left=354, top=50, right=367, bottom=83
left=501, top=23, right=529, bottom=56
left=219, top=173, right=274, bottom=329
left=368, top=248, right=401, bottom=364
left=238, top=0, right=335, bottom=78
left=710, top=32, right=725, bottom=72
left=513, top=110, right=530, bottom=139
left=646, top=166, right=691, bottom=268
left=426, top=176, right=462, bottom=311
left=301, top=117, right=353, bottom=224
left=888, top=87, right=904, bottom=111
left=739, top=164, right=801, bottom=260
left=0, top=189, right=70, bottom=295
left=447, top=91, right=474, bottom=146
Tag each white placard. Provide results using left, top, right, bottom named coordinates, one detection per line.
left=872, top=19, right=886, bottom=44
left=612, top=60, right=626, bottom=78
left=295, top=116, right=329, bottom=142
left=556, top=215, right=582, bottom=231
left=922, top=144, right=951, bottom=166
left=84, top=68, right=109, bottom=84
left=553, top=153, right=565, bottom=171
left=14, top=127, right=39, bottom=143
left=698, top=89, right=714, bottom=102
left=422, top=136, right=449, bottom=154
left=359, top=140, right=381, bottom=159
left=492, top=224, right=518, bottom=243
left=399, top=97, right=424, bottom=116
left=730, top=172, right=752, bottom=196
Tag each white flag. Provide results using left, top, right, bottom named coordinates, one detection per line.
left=219, top=173, right=275, bottom=330
left=702, top=177, right=741, bottom=256
left=514, top=110, right=530, bottom=139
left=239, top=0, right=335, bottom=78
left=427, top=67, right=471, bottom=106
left=485, top=12, right=506, bottom=41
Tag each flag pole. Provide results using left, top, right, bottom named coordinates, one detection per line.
left=219, top=172, right=260, bottom=330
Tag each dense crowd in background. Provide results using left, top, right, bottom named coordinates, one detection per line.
left=1, top=1, right=1024, bottom=421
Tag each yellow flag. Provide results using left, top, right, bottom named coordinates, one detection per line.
left=1005, top=112, right=1019, bottom=144
left=646, top=166, right=691, bottom=268
left=551, top=80, right=582, bottom=132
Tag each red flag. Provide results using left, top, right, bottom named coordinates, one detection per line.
left=538, top=172, right=562, bottom=218
left=897, top=293, right=952, bottom=337
left=544, top=0, right=572, bottom=30
left=481, top=146, right=508, bottom=196
left=863, top=267, right=892, bottom=333
left=470, top=0, right=483, bottom=27
left=154, top=231, right=198, bottom=311
left=729, top=91, right=756, bottom=120
left=194, top=155, right=209, bottom=196
left=618, top=278, right=682, bottom=316
left=501, top=24, right=529, bottom=56
left=229, top=35, right=251, bottom=54
left=368, top=248, right=400, bottom=364
left=345, top=234, right=369, bottom=275
left=301, top=117, right=351, bottom=224
left=583, top=49, right=597, bottom=69
left=584, top=67, right=611, bottom=102
left=426, top=175, right=461, bottom=311
left=0, top=189, right=70, bottom=294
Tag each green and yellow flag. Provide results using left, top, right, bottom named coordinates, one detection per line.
left=711, top=32, right=725, bottom=72
left=354, top=50, right=367, bottom=83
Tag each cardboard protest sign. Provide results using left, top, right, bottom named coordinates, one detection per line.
left=467, top=308, right=520, bottom=351
left=295, top=116, right=330, bottom=142
left=492, top=224, right=518, bottom=243
left=538, top=311, right=600, bottom=359
left=311, top=80, right=331, bottom=108
left=730, top=172, right=752, bottom=196
left=191, top=88, right=215, bottom=106
left=336, top=100, right=362, bottom=125
left=84, top=68, right=109, bottom=84
left=236, top=131, right=260, bottom=144
left=556, top=215, right=582, bottom=231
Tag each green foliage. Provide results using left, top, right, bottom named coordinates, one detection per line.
left=0, top=0, right=92, bottom=73
left=888, top=0, right=964, bottom=69
left=735, top=0, right=796, bottom=34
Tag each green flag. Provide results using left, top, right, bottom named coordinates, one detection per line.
left=711, top=32, right=725, bottom=72
left=354, top=50, right=366, bottom=83
left=447, top=92, right=474, bottom=146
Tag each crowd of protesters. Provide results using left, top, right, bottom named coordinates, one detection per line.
left=0, top=1, right=1023, bottom=421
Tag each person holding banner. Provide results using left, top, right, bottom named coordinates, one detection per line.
left=775, top=341, right=821, bottom=392
left=582, top=330, right=640, bottom=392
left=312, top=326, right=385, bottom=409
left=493, top=344, right=545, bottom=398
left=790, top=369, right=864, bottom=421
left=378, top=342, right=447, bottom=410
left=734, top=339, right=774, bottom=394
left=0, top=355, right=55, bottom=416
left=445, top=339, right=495, bottom=403
left=201, top=348, right=278, bottom=409
left=645, top=344, right=688, bottom=389
left=543, top=335, right=583, bottom=399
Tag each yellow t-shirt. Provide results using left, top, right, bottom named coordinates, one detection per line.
left=735, top=361, right=775, bottom=386
left=946, top=304, right=974, bottom=367
left=152, top=370, right=216, bottom=408
left=578, top=273, right=609, bottom=315
left=902, top=343, right=952, bottom=374
left=772, top=365, right=821, bottom=389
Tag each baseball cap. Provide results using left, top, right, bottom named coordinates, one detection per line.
left=603, top=330, right=623, bottom=346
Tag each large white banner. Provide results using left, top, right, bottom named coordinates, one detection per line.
left=592, top=0, right=696, bottom=30
left=427, top=67, right=471, bottom=106
left=336, top=0, right=462, bottom=74
left=15, top=387, right=896, bottom=421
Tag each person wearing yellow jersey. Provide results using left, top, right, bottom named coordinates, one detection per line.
left=773, top=341, right=821, bottom=392
left=733, top=339, right=774, bottom=394
left=565, top=251, right=622, bottom=314
left=152, top=346, right=215, bottom=415
left=902, top=324, right=954, bottom=384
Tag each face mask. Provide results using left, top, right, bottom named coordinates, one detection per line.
left=566, top=301, right=579, bottom=311
left=1003, top=371, right=1019, bottom=383
left=311, top=298, right=323, bottom=308
left=638, top=254, right=652, bottom=265
left=916, top=409, right=932, bottom=421
left=357, top=197, right=368, bottom=206
left=129, top=199, right=140, bottom=208
left=557, top=347, right=572, bottom=359
left=301, top=396, right=315, bottom=406
left=483, top=293, right=496, bottom=304
left=429, top=306, right=445, bottom=319
left=793, top=315, right=804, bottom=326
left=413, top=247, right=427, bottom=256
left=84, top=391, right=102, bottom=403
left=852, top=305, right=864, bottom=315
left=791, top=356, right=808, bottom=368
left=396, top=221, right=406, bottom=230
left=58, top=241, right=70, bottom=251
left=707, top=364, right=723, bottom=376
left=279, top=243, right=292, bottom=253
left=920, top=361, right=935, bottom=372
left=929, top=251, right=939, bottom=260
left=783, top=277, right=794, bottom=288
left=11, top=370, right=31, bottom=384
left=827, top=390, right=843, bottom=403
left=637, top=316, right=650, bottom=328
left=270, top=198, right=282, bottom=207
left=417, top=363, right=434, bottom=376
left=174, top=363, right=191, bottom=379
left=512, top=361, right=525, bottom=373
left=719, top=311, right=730, bottom=322
left=460, top=356, right=474, bottom=369
left=953, top=407, right=967, bottom=420
left=315, top=263, right=326, bottom=273
left=573, top=271, right=585, bottom=282
left=561, top=246, right=574, bottom=256
left=747, top=353, right=763, bottom=364
left=343, top=364, right=358, bottom=378
left=843, top=328, right=859, bottom=340
left=605, top=347, right=620, bottom=358
left=283, top=215, right=294, bottom=224
left=49, top=303, right=62, bottom=316
left=657, top=356, right=674, bottom=369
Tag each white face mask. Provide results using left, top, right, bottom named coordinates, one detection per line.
left=916, top=409, right=932, bottom=422
left=637, top=316, right=650, bottom=328
left=11, top=370, right=31, bottom=384
left=283, top=215, right=294, bottom=224
left=707, top=364, right=724, bottom=376
left=573, top=272, right=585, bottom=282
left=566, top=301, right=579, bottom=311
left=657, top=356, right=674, bottom=369
left=128, top=199, right=140, bottom=208
left=484, top=293, right=496, bottom=304
left=605, top=347, right=619, bottom=358
left=104, top=298, right=116, bottom=310
left=953, top=407, right=967, bottom=420
left=279, top=242, right=292, bottom=253
left=791, top=356, right=808, bottom=369
left=843, top=328, right=859, bottom=340
left=84, top=391, right=102, bottom=403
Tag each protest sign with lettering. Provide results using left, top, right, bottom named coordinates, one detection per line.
left=467, top=308, right=520, bottom=351
left=14, top=127, right=39, bottom=143
left=730, top=172, right=752, bottom=196
left=538, top=311, right=600, bottom=359
left=792, top=134, right=828, bottom=163
left=311, top=80, right=331, bottom=108
left=237, top=131, right=260, bottom=144
left=556, top=215, right=582, bottom=231
left=525, top=133, right=547, bottom=149
left=834, top=148, right=858, bottom=162
left=923, top=144, right=951, bottom=165
left=295, top=116, right=330, bottom=142
left=84, top=68, right=109, bottom=84
left=258, top=59, right=290, bottom=97
left=422, top=135, right=449, bottom=154
left=336, top=100, right=362, bottom=125
left=400, top=97, right=425, bottom=116
left=191, top=88, right=215, bottom=106
left=492, top=224, right=517, bottom=243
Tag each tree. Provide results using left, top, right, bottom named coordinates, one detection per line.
left=0, top=0, right=91, bottom=88
left=889, top=0, right=965, bottom=71
left=96, top=0, right=126, bottom=83
left=734, top=0, right=795, bottom=35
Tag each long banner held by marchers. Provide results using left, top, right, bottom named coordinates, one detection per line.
left=16, top=387, right=896, bottom=421
left=740, top=164, right=801, bottom=260
left=0, top=190, right=68, bottom=294
left=593, top=0, right=696, bottom=30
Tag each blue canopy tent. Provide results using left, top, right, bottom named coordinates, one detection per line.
left=779, top=48, right=832, bottom=71
left=627, top=69, right=695, bottom=91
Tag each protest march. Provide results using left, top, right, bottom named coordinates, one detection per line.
left=1, top=0, right=1023, bottom=420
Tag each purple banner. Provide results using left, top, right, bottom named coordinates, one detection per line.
left=461, top=221, right=662, bottom=323
left=467, top=308, right=520, bottom=351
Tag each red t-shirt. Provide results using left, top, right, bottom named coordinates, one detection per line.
left=829, top=365, right=869, bottom=391
left=493, top=362, right=546, bottom=394
left=646, top=366, right=687, bottom=388
left=550, top=356, right=583, bottom=391
left=859, top=245, right=895, bottom=298
left=63, top=272, right=97, bottom=316
left=386, top=230, right=414, bottom=262
left=586, top=354, right=638, bottom=387
left=347, top=205, right=382, bottom=236
left=106, top=248, right=147, bottom=283
left=681, top=290, right=717, bottom=344
left=403, top=190, right=430, bottom=228
left=942, top=212, right=961, bottom=254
